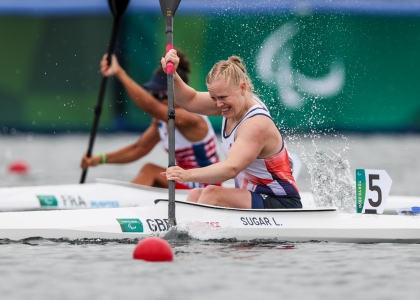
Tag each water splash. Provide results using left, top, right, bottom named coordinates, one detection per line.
left=176, top=221, right=234, bottom=240
left=301, top=145, right=355, bottom=213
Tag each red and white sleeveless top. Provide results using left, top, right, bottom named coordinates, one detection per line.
left=158, top=115, right=220, bottom=188
left=221, top=104, right=299, bottom=197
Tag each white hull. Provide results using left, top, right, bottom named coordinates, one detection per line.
left=0, top=178, right=418, bottom=215
left=0, top=178, right=317, bottom=211
left=0, top=200, right=420, bottom=243
left=0, top=179, right=189, bottom=211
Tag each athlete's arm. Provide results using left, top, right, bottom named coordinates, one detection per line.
left=101, top=54, right=170, bottom=121
left=101, top=120, right=161, bottom=164
left=164, top=116, right=280, bottom=183
left=161, top=50, right=221, bottom=116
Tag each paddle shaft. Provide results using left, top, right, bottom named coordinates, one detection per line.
left=80, top=16, right=122, bottom=184
left=160, top=0, right=181, bottom=227
left=165, top=18, right=177, bottom=227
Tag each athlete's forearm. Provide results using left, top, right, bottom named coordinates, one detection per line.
left=186, top=161, right=239, bottom=184
left=104, top=144, right=148, bottom=164
left=173, top=72, right=196, bottom=107
left=116, top=70, right=153, bottom=111
left=173, top=73, right=220, bottom=116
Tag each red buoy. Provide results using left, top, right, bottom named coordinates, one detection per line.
left=133, top=237, right=173, bottom=262
left=8, top=161, right=29, bottom=175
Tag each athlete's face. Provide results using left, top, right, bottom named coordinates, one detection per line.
left=207, top=78, right=246, bottom=120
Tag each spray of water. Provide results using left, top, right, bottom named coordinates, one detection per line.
left=299, top=140, right=355, bottom=213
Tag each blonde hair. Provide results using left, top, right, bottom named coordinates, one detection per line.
left=206, top=56, right=254, bottom=93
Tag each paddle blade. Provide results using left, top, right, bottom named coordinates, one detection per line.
left=162, top=226, right=179, bottom=240
left=108, top=0, right=130, bottom=17
left=159, top=0, right=181, bottom=18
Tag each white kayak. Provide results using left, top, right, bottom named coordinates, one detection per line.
left=0, top=178, right=318, bottom=211
left=0, top=178, right=189, bottom=211
left=0, top=178, right=418, bottom=215
left=0, top=199, right=420, bottom=243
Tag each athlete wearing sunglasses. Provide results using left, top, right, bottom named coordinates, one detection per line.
left=81, top=49, right=221, bottom=189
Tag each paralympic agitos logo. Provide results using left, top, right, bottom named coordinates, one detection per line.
left=256, top=21, right=345, bottom=109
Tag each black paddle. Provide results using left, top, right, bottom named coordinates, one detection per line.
left=80, top=0, right=130, bottom=184
left=159, top=0, right=181, bottom=228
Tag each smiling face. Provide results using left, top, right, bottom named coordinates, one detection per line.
left=207, top=78, right=247, bottom=120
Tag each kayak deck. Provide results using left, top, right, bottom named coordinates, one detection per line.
left=0, top=200, right=420, bottom=243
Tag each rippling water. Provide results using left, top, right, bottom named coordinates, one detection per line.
left=1, top=133, right=420, bottom=300
left=1, top=238, right=420, bottom=300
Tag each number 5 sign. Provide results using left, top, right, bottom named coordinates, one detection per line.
left=356, top=169, right=392, bottom=214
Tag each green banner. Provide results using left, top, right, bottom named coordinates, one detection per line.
left=0, top=16, right=115, bottom=133
left=124, top=13, right=420, bottom=133
left=1, top=12, right=419, bottom=133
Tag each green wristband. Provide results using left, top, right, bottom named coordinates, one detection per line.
left=100, top=153, right=107, bottom=164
